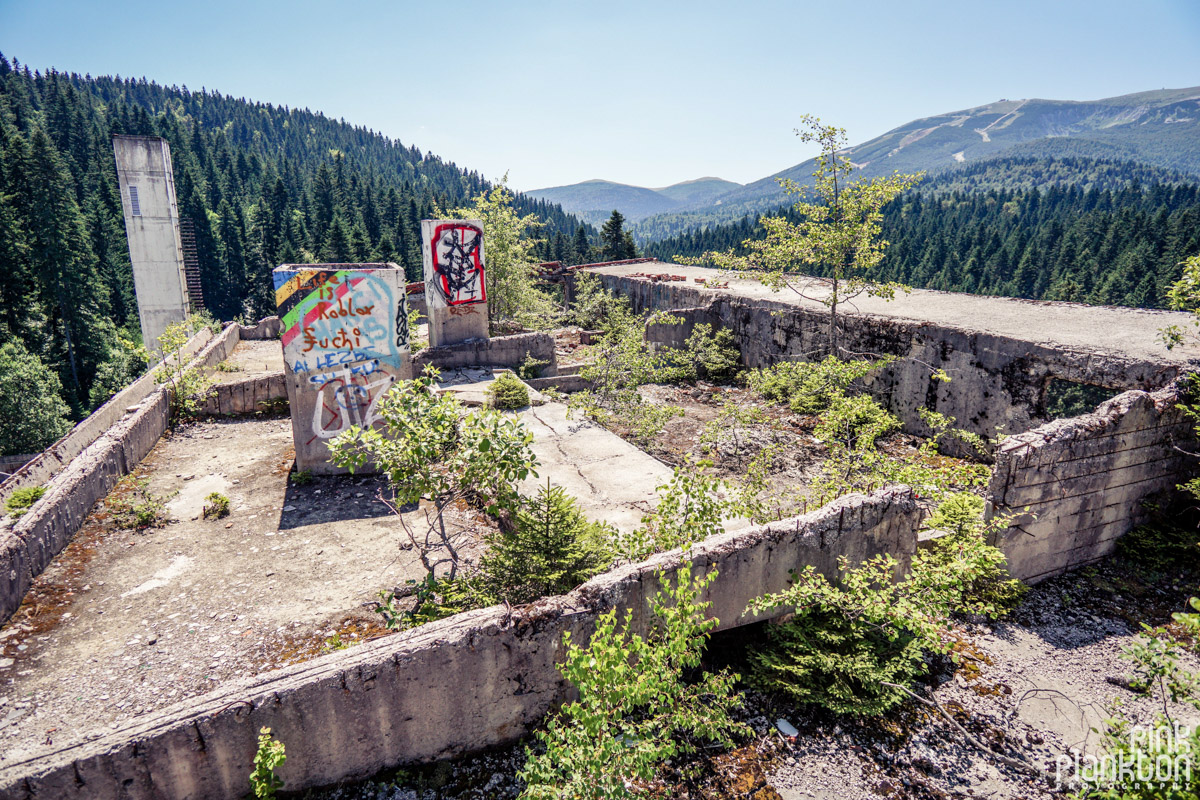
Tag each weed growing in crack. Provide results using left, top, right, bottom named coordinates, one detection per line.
left=109, top=476, right=171, bottom=530
left=250, top=726, right=286, bottom=799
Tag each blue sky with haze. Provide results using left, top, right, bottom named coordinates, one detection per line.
left=2, top=0, right=1198, bottom=191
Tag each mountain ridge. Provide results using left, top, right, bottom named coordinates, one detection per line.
left=524, top=176, right=742, bottom=226
left=579, top=86, right=1200, bottom=241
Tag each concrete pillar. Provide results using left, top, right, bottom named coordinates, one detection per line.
left=421, top=219, right=489, bottom=346
left=274, top=263, right=411, bottom=474
left=112, top=135, right=191, bottom=355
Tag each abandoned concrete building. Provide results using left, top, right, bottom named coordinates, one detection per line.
left=0, top=227, right=1197, bottom=797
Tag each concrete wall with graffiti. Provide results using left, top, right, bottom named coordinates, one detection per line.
left=421, top=219, right=489, bottom=346
left=274, top=263, right=410, bottom=473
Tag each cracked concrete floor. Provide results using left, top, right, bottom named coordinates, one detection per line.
left=519, top=402, right=673, bottom=535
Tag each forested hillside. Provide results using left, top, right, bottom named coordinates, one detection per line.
left=0, top=54, right=589, bottom=443
left=646, top=156, right=1200, bottom=309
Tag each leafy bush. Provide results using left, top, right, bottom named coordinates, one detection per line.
left=0, top=339, right=72, bottom=456
left=684, top=323, right=740, bottom=382
left=154, top=317, right=215, bottom=425
left=618, top=457, right=733, bottom=561
left=746, top=514, right=1017, bottom=716
left=289, top=468, right=312, bottom=486
left=746, top=355, right=886, bottom=414
left=249, top=726, right=286, bottom=799
left=807, top=393, right=990, bottom=508
left=488, top=371, right=531, bottom=410
left=5, top=486, right=47, bottom=518
left=480, top=480, right=613, bottom=605
left=202, top=491, right=230, bottom=519
left=814, top=393, right=900, bottom=451
left=922, top=493, right=1027, bottom=613
left=570, top=271, right=621, bottom=331
left=518, top=564, right=748, bottom=799
left=569, top=304, right=686, bottom=445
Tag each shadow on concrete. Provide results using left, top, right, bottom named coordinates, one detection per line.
left=278, top=473, right=408, bottom=530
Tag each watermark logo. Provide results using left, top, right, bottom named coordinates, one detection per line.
left=1055, top=723, right=1194, bottom=790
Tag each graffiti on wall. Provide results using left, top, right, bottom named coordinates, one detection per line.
left=422, top=220, right=486, bottom=308
left=305, top=362, right=395, bottom=441
left=275, top=266, right=408, bottom=445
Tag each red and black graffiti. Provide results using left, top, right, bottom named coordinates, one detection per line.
left=430, top=223, right=486, bottom=306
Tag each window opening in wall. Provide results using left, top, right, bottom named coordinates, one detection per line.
left=129, top=185, right=141, bottom=217
left=1044, top=378, right=1120, bottom=420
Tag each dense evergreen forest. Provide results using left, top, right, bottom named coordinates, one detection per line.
left=0, top=54, right=593, bottom=437
left=646, top=156, right=1200, bottom=309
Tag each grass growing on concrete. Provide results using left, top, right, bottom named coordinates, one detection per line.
left=4, top=486, right=46, bottom=518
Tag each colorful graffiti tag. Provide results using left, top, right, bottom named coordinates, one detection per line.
left=422, top=220, right=486, bottom=308
left=274, top=264, right=410, bottom=470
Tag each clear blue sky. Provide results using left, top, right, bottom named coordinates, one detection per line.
left=2, top=0, right=1198, bottom=191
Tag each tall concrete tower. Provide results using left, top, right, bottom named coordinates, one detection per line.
left=112, top=135, right=192, bottom=355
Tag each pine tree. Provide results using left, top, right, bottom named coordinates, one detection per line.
left=24, top=127, right=107, bottom=412
left=600, top=210, right=629, bottom=262
left=479, top=481, right=612, bottom=605
left=571, top=225, right=591, bottom=265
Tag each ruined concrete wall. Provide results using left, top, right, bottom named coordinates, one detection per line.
left=0, top=325, right=241, bottom=624
left=275, top=264, right=412, bottom=474
left=237, top=316, right=282, bottom=340
left=197, top=372, right=288, bottom=417
left=598, top=274, right=1181, bottom=451
left=0, top=456, right=37, bottom=479
left=987, top=383, right=1198, bottom=583
left=0, top=328, right=215, bottom=510
left=0, top=488, right=920, bottom=800
left=414, top=332, right=558, bottom=376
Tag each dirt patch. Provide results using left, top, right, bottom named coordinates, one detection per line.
left=0, top=417, right=488, bottom=764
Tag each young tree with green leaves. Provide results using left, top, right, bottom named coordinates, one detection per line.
left=518, top=564, right=747, bottom=799
left=447, top=179, right=559, bottom=332
left=684, top=116, right=922, bottom=356
left=329, top=366, right=539, bottom=581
